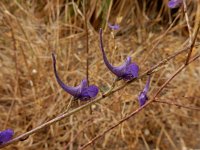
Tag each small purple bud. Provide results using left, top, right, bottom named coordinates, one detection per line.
left=0, top=129, right=14, bottom=144
left=108, top=22, right=120, bottom=30
left=99, top=28, right=139, bottom=80
left=138, top=76, right=150, bottom=106
left=52, top=53, right=99, bottom=100
left=168, top=0, right=182, bottom=8
left=138, top=92, right=148, bottom=107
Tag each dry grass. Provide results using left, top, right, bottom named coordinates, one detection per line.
left=0, top=0, right=200, bottom=149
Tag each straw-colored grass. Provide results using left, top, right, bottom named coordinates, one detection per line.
left=0, top=0, right=200, bottom=149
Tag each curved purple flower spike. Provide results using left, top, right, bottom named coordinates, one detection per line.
left=108, top=22, right=120, bottom=30
left=138, top=76, right=150, bottom=106
left=99, top=28, right=139, bottom=80
left=168, top=0, right=182, bottom=8
left=0, top=129, right=14, bottom=144
left=52, top=53, right=99, bottom=100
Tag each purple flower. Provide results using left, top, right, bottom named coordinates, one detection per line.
left=168, top=0, right=182, bottom=8
left=138, top=76, right=150, bottom=106
left=99, top=28, right=139, bottom=80
left=52, top=53, right=99, bottom=100
left=0, top=129, right=14, bottom=144
left=108, top=22, right=120, bottom=30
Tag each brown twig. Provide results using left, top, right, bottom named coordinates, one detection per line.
left=84, top=0, right=89, bottom=85
left=183, top=0, right=192, bottom=45
left=185, top=22, right=200, bottom=64
left=153, top=99, right=200, bottom=111
left=83, top=2, right=95, bottom=149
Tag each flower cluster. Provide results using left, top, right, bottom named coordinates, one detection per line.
left=0, top=129, right=14, bottom=145
left=0, top=24, right=151, bottom=146
left=52, top=28, right=150, bottom=106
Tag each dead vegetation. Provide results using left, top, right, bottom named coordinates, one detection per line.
left=0, top=0, right=200, bottom=149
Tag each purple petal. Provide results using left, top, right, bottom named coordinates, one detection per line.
left=86, top=85, right=99, bottom=97
left=0, top=129, right=14, bottom=144
left=168, top=0, right=182, bottom=8
left=114, top=60, right=139, bottom=80
left=143, top=76, right=150, bottom=94
left=123, top=63, right=139, bottom=80
left=80, top=79, right=88, bottom=92
left=138, top=92, right=148, bottom=106
left=112, top=56, right=131, bottom=77
left=52, top=53, right=80, bottom=97
left=138, top=76, right=151, bottom=106
left=115, top=56, right=132, bottom=71
left=125, top=57, right=132, bottom=65
left=79, top=85, right=99, bottom=101
left=108, top=22, right=120, bottom=30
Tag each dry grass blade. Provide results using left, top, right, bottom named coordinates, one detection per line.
left=0, top=0, right=200, bottom=149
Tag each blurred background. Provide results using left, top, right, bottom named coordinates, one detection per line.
left=0, top=0, right=200, bottom=149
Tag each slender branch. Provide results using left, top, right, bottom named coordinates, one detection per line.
left=183, top=0, right=200, bottom=65
left=183, top=0, right=192, bottom=45
left=84, top=0, right=89, bottom=85
left=83, top=3, right=95, bottom=148
left=154, top=100, right=200, bottom=111
left=79, top=53, right=200, bottom=150
left=0, top=43, right=199, bottom=149
left=185, top=22, right=200, bottom=64
left=3, top=16, right=20, bottom=129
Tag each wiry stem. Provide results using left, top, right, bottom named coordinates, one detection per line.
left=185, top=22, right=200, bottom=65
left=183, top=0, right=192, bottom=45
left=154, top=99, right=200, bottom=111
left=183, top=0, right=200, bottom=65
left=84, top=2, right=95, bottom=148
left=84, top=0, right=89, bottom=85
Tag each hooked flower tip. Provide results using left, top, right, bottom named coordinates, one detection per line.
left=0, top=129, right=14, bottom=144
